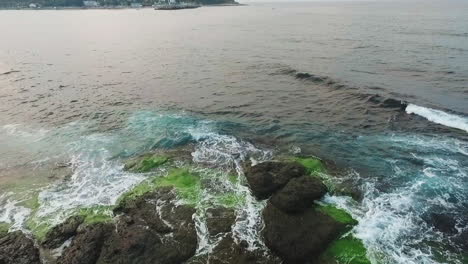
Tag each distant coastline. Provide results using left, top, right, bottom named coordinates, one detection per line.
left=0, top=0, right=241, bottom=10
left=0, top=5, right=242, bottom=10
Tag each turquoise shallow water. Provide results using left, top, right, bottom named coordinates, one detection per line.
left=0, top=110, right=467, bottom=263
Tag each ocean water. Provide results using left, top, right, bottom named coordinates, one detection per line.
left=0, top=1, right=468, bottom=263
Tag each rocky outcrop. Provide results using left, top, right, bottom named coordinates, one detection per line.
left=262, top=203, right=346, bottom=263
left=188, top=236, right=281, bottom=264
left=245, top=161, right=307, bottom=199
left=42, top=215, right=84, bottom=249
left=269, top=175, right=327, bottom=213
left=0, top=231, right=41, bottom=264
left=57, top=187, right=198, bottom=264
left=245, top=160, right=357, bottom=264
left=57, top=222, right=113, bottom=264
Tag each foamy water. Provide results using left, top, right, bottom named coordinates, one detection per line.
left=0, top=111, right=467, bottom=264
left=406, top=104, right=468, bottom=133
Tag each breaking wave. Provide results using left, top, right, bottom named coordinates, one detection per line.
left=406, top=104, right=468, bottom=133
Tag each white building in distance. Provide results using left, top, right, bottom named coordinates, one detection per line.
left=83, top=0, right=99, bottom=7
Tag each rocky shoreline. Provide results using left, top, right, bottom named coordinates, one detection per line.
left=0, top=152, right=370, bottom=264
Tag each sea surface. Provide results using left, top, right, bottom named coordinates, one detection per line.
left=0, top=1, right=467, bottom=263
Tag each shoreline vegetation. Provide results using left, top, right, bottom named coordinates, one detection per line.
left=0, top=150, right=372, bottom=264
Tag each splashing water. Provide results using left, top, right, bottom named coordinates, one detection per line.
left=323, top=133, right=468, bottom=264
left=0, top=111, right=274, bottom=256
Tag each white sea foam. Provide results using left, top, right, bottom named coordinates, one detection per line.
left=323, top=133, right=468, bottom=264
left=189, top=126, right=272, bottom=252
left=406, top=104, right=468, bottom=133
left=0, top=194, right=31, bottom=231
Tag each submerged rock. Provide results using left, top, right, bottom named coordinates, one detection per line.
left=262, top=203, right=346, bottom=264
left=245, top=161, right=307, bottom=199
left=270, top=175, right=327, bottom=213
left=124, top=154, right=169, bottom=173
left=0, top=231, right=41, bottom=264
left=206, top=207, right=236, bottom=236
left=426, top=213, right=458, bottom=235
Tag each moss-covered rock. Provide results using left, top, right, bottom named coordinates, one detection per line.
left=215, top=192, right=245, bottom=208
left=155, top=168, right=201, bottom=205
left=25, top=216, right=54, bottom=243
left=0, top=222, right=11, bottom=235
left=26, top=205, right=114, bottom=243
left=317, top=205, right=358, bottom=226
left=290, top=157, right=327, bottom=176
left=77, top=205, right=114, bottom=225
left=116, top=180, right=159, bottom=210
left=320, top=235, right=370, bottom=264
left=124, top=154, right=169, bottom=173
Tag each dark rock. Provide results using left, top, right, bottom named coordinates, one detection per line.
left=245, top=161, right=307, bottom=199
left=0, top=231, right=41, bottom=264
left=427, top=213, right=458, bottom=234
left=262, top=202, right=346, bottom=264
left=270, top=176, right=327, bottom=213
left=60, top=187, right=198, bottom=264
left=381, top=98, right=407, bottom=110
left=206, top=207, right=236, bottom=236
left=42, top=215, right=84, bottom=249
left=57, top=222, right=113, bottom=264
left=295, top=72, right=312, bottom=79
left=188, top=236, right=281, bottom=264
left=99, top=188, right=197, bottom=264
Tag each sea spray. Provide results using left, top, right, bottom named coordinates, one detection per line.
left=406, top=104, right=468, bottom=133
left=322, top=133, right=468, bottom=264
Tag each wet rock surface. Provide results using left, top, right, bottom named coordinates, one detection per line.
left=245, top=161, right=307, bottom=199
left=0, top=231, right=41, bottom=264
left=245, top=160, right=351, bottom=264
left=270, top=175, right=327, bottom=213
left=188, top=236, right=281, bottom=264
left=262, top=202, right=345, bottom=263
left=57, top=222, right=113, bottom=264
left=58, top=187, right=198, bottom=264
left=42, top=215, right=84, bottom=249
left=206, top=207, right=236, bottom=236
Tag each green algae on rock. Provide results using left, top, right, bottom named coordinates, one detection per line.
left=124, top=154, right=169, bottom=173
left=116, top=179, right=159, bottom=209
left=26, top=205, right=114, bottom=242
left=76, top=205, right=114, bottom=225
left=155, top=168, right=201, bottom=205
left=317, top=205, right=358, bottom=226
left=291, top=157, right=327, bottom=175
left=215, top=192, right=245, bottom=208
left=321, top=235, right=371, bottom=264
left=0, top=222, right=10, bottom=235
left=25, top=217, right=54, bottom=242
left=117, top=167, right=202, bottom=208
